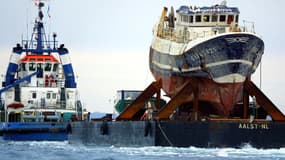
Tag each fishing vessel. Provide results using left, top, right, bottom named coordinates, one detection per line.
left=0, top=1, right=82, bottom=140
left=149, top=1, right=264, bottom=116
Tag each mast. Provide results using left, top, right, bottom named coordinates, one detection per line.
left=35, top=2, right=45, bottom=53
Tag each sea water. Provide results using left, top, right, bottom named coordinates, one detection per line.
left=1, top=140, right=285, bottom=160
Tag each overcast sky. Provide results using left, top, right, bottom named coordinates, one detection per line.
left=0, top=0, right=285, bottom=113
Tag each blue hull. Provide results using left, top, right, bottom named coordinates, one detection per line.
left=3, top=132, right=67, bottom=141
left=150, top=33, right=264, bottom=83
left=0, top=122, right=69, bottom=141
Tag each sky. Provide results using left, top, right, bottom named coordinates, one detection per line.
left=0, top=0, right=285, bottom=113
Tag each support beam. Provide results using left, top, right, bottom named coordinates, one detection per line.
left=156, top=89, right=161, bottom=110
left=244, top=81, right=285, bottom=121
left=156, top=78, right=198, bottom=120
left=243, top=89, right=249, bottom=119
left=193, top=87, right=199, bottom=121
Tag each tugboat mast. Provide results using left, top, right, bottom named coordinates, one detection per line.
left=35, top=2, right=45, bottom=53
left=26, top=0, right=50, bottom=54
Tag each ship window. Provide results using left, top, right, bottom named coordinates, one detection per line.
left=32, top=93, right=37, bottom=99
left=52, top=93, right=56, bottom=99
left=29, top=63, right=36, bottom=71
left=182, top=15, right=189, bottom=23
left=53, top=64, right=58, bottom=72
left=227, top=15, right=234, bottom=24
left=212, top=15, right=218, bottom=22
left=195, top=15, right=201, bottom=22
left=189, top=16, right=193, bottom=23
left=235, top=15, right=239, bottom=23
left=37, top=63, right=43, bottom=78
left=203, top=15, right=210, bottom=22
left=46, top=93, right=51, bottom=99
left=45, top=63, right=52, bottom=71
left=37, top=63, right=43, bottom=70
left=21, top=63, right=26, bottom=71
left=220, top=15, right=226, bottom=22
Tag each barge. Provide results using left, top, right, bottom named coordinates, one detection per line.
left=67, top=2, right=285, bottom=148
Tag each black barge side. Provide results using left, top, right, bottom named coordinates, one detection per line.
left=69, top=120, right=285, bottom=148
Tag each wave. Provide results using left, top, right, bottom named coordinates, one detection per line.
left=1, top=141, right=285, bottom=160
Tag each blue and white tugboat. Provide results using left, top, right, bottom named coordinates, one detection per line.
left=0, top=1, right=83, bottom=140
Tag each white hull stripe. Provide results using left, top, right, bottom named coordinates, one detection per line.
left=206, top=59, right=252, bottom=68
left=213, top=74, right=246, bottom=83
left=152, top=59, right=253, bottom=73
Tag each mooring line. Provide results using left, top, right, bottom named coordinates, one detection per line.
left=157, top=120, right=174, bottom=147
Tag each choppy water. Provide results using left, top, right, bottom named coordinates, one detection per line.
left=1, top=140, right=285, bottom=160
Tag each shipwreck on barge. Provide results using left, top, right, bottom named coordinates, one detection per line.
left=69, top=2, right=285, bottom=148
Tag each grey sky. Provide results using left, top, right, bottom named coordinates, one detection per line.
left=0, top=0, right=285, bottom=112
left=1, top=0, right=284, bottom=54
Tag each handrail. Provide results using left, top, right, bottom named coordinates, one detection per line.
left=157, top=21, right=256, bottom=43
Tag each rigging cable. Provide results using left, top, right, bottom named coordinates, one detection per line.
left=156, top=120, right=173, bottom=146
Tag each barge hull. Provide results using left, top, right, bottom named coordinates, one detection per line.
left=69, top=120, right=285, bottom=148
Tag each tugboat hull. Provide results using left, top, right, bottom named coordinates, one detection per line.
left=0, top=122, right=69, bottom=141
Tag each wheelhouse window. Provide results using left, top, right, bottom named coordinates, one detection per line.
left=53, top=64, right=58, bottom=72
left=45, top=63, right=52, bottom=71
left=203, top=15, right=210, bottom=22
left=219, top=15, right=226, bottom=22
left=189, top=15, right=193, bottom=23
left=212, top=15, right=218, bottom=22
left=37, top=63, right=43, bottom=70
left=227, top=15, right=234, bottom=24
left=180, top=15, right=193, bottom=23
left=29, top=63, right=36, bottom=71
left=195, top=15, right=201, bottom=22
left=235, top=15, right=239, bottom=23
left=181, top=15, right=189, bottom=23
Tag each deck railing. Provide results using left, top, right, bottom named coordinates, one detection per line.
left=157, top=21, right=256, bottom=43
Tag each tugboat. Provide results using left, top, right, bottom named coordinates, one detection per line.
left=0, top=1, right=83, bottom=140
